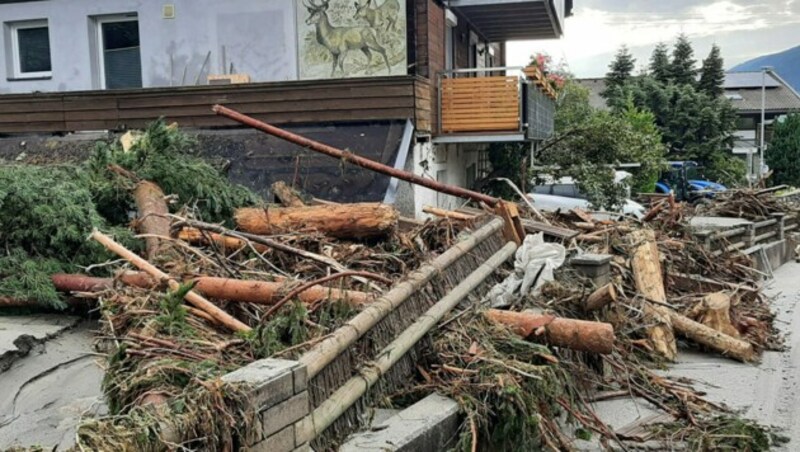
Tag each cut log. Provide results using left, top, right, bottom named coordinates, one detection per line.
left=484, top=309, right=615, bottom=354
left=271, top=181, right=306, bottom=207
left=628, top=229, right=678, bottom=361
left=51, top=272, right=155, bottom=293
left=177, top=227, right=270, bottom=253
left=133, top=180, right=171, bottom=259
left=193, top=277, right=373, bottom=306
left=696, top=292, right=740, bottom=338
left=91, top=230, right=250, bottom=333
left=235, top=203, right=398, bottom=239
left=585, top=283, right=617, bottom=311
left=51, top=272, right=371, bottom=306
left=669, top=310, right=756, bottom=362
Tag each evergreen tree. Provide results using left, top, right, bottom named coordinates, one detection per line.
left=601, top=45, right=636, bottom=100
left=649, top=42, right=671, bottom=83
left=670, top=34, right=697, bottom=85
left=698, top=44, right=725, bottom=97
left=766, top=114, right=800, bottom=186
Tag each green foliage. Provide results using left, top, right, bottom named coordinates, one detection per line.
left=242, top=301, right=309, bottom=358
left=606, top=38, right=741, bottom=185
left=677, top=416, right=786, bottom=451
left=0, top=165, right=108, bottom=264
left=649, top=42, right=671, bottom=83
left=699, top=44, right=725, bottom=98
left=766, top=113, right=800, bottom=186
left=88, top=119, right=259, bottom=224
left=155, top=283, right=195, bottom=337
left=540, top=81, right=666, bottom=209
left=0, top=250, right=68, bottom=309
left=601, top=45, right=636, bottom=99
left=483, top=142, right=530, bottom=200
left=670, top=33, right=697, bottom=86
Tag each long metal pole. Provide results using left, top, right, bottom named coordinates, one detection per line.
left=760, top=68, right=767, bottom=177
left=212, top=105, right=500, bottom=207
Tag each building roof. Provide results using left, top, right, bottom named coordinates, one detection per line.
left=724, top=71, right=800, bottom=114
left=576, top=72, right=800, bottom=115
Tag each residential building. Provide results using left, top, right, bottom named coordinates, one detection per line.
left=0, top=0, right=572, bottom=217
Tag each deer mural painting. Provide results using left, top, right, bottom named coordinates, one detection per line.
left=354, top=0, right=400, bottom=31
left=304, top=0, right=391, bottom=77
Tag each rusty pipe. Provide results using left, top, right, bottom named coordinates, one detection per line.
left=212, top=105, right=500, bottom=207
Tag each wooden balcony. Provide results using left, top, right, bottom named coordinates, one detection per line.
left=441, top=75, right=522, bottom=134
left=436, top=67, right=555, bottom=143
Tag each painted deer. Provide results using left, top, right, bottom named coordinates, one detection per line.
left=304, top=0, right=391, bottom=77
left=353, top=0, right=400, bottom=31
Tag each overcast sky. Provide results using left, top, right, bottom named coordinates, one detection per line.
left=507, top=0, right=800, bottom=77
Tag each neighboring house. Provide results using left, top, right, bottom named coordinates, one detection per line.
left=0, top=0, right=573, bottom=218
left=724, top=71, right=800, bottom=158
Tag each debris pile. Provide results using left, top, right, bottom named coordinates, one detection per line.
left=1, top=113, right=793, bottom=451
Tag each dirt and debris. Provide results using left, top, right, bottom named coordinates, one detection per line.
left=0, top=119, right=796, bottom=451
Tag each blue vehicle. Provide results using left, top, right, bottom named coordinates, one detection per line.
left=655, top=161, right=726, bottom=203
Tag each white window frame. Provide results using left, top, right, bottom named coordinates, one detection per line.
left=94, top=14, right=140, bottom=89
left=9, top=19, right=52, bottom=79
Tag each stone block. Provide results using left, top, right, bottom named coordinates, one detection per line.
left=250, top=425, right=295, bottom=452
left=340, top=393, right=460, bottom=452
left=222, top=358, right=299, bottom=410
left=262, top=392, right=310, bottom=438
left=293, top=364, right=308, bottom=393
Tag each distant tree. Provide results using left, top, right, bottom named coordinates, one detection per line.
left=601, top=46, right=636, bottom=100
left=670, top=34, right=697, bottom=85
left=649, top=42, right=671, bottom=83
left=766, top=114, right=800, bottom=186
left=699, top=44, right=725, bottom=97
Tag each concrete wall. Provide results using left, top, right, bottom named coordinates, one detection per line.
left=0, top=0, right=297, bottom=94
left=412, top=141, right=484, bottom=218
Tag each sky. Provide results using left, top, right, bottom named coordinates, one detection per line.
left=506, top=0, right=800, bottom=77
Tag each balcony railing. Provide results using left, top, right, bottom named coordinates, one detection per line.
left=437, top=67, right=555, bottom=142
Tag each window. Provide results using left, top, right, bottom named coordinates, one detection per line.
left=95, top=15, right=142, bottom=89
left=8, top=20, right=52, bottom=78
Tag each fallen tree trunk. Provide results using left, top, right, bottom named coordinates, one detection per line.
left=628, top=229, right=678, bottom=361
left=91, top=230, right=250, bottom=333
left=484, top=309, right=615, bottom=354
left=271, top=181, right=305, bottom=207
left=235, top=203, right=398, bottom=239
left=585, top=283, right=617, bottom=311
left=177, top=228, right=270, bottom=253
left=51, top=273, right=371, bottom=306
left=51, top=272, right=155, bottom=292
left=193, top=277, right=373, bottom=306
left=133, top=180, right=171, bottom=259
left=669, top=310, right=757, bottom=362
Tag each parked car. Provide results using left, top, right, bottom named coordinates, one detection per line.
left=528, top=172, right=646, bottom=219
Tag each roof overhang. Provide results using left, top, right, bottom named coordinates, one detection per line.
left=447, top=0, right=565, bottom=41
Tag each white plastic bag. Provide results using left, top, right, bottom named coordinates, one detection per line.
left=484, top=233, right=566, bottom=308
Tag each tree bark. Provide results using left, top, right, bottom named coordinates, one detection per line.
left=584, top=283, right=617, bottom=312
left=192, top=277, right=372, bottom=306
left=133, top=180, right=171, bottom=259
left=484, top=309, right=615, bottom=354
left=235, top=203, right=398, bottom=239
left=628, top=229, right=678, bottom=361
left=51, top=273, right=371, bottom=306
left=271, top=181, right=306, bottom=207
left=177, top=227, right=270, bottom=253
left=669, top=310, right=757, bottom=362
